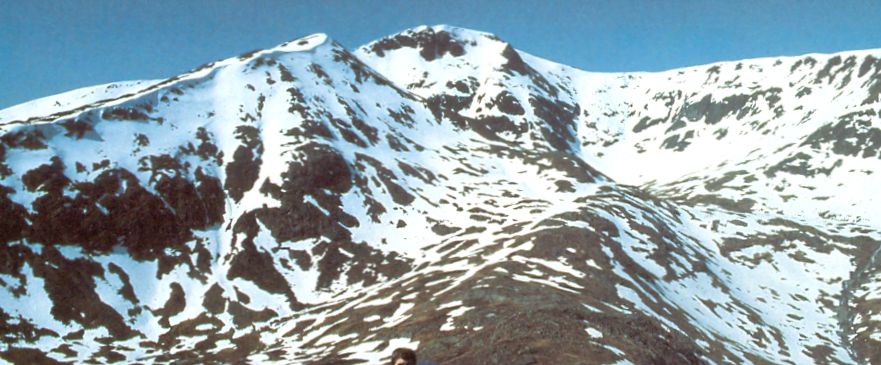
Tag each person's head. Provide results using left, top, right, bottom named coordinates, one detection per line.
left=390, top=347, right=417, bottom=365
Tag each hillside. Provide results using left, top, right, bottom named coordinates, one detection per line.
left=1, top=25, right=880, bottom=364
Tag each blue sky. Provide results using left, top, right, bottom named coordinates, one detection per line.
left=2, top=0, right=880, bottom=109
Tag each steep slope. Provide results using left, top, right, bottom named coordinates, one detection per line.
left=355, top=27, right=881, bottom=363
left=0, top=25, right=880, bottom=364
left=0, top=32, right=432, bottom=363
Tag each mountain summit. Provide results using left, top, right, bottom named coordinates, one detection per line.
left=2, top=26, right=881, bottom=364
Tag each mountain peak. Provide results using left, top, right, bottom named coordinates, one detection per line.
left=358, top=24, right=508, bottom=62
left=274, top=33, right=332, bottom=53
left=238, top=32, right=342, bottom=64
left=412, top=24, right=502, bottom=41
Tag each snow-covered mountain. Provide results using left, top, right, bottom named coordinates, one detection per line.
left=2, top=25, right=881, bottom=364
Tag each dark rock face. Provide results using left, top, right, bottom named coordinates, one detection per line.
left=500, top=44, right=530, bottom=75
left=227, top=237, right=299, bottom=308
left=22, top=156, right=69, bottom=193
left=0, top=347, right=69, bottom=365
left=225, top=126, right=263, bottom=202
left=493, top=91, right=525, bottom=116
left=154, top=283, right=187, bottom=326
left=765, top=152, right=842, bottom=178
left=530, top=97, right=579, bottom=151
left=34, top=246, right=136, bottom=339
left=253, top=142, right=355, bottom=244
left=202, top=284, right=226, bottom=315
left=101, top=105, right=152, bottom=121
left=59, top=117, right=95, bottom=139
left=802, top=109, right=881, bottom=158
left=356, top=153, right=414, bottom=205
left=0, top=186, right=28, bottom=243
left=23, top=161, right=191, bottom=256
left=1, top=129, right=49, bottom=150
left=3, top=143, right=225, bottom=259
left=661, top=130, right=695, bottom=151
left=156, top=171, right=225, bottom=229
left=286, top=143, right=353, bottom=194
left=367, top=28, right=467, bottom=61
left=426, top=94, right=473, bottom=126
left=634, top=88, right=784, bottom=135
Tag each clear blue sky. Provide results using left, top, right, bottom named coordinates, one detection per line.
left=2, top=0, right=880, bottom=109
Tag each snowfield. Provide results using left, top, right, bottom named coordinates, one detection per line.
left=1, top=25, right=881, bottom=364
